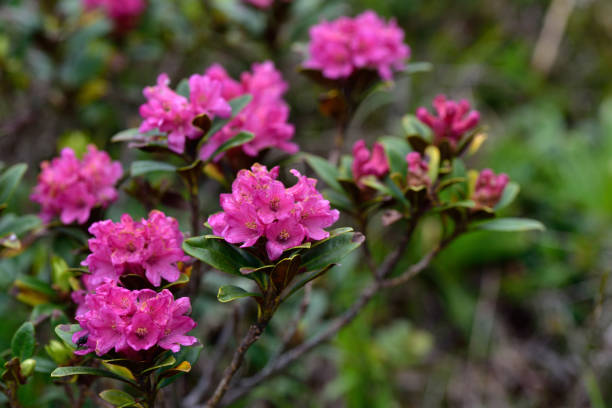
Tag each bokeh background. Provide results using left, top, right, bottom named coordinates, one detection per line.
left=2, top=0, right=612, bottom=406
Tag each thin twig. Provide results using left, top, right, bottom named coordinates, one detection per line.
left=204, top=321, right=269, bottom=408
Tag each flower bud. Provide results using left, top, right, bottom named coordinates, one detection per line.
left=19, top=358, right=36, bottom=377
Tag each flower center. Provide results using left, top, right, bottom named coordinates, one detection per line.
left=136, top=327, right=148, bottom=337
left=269, top=197, right=280, bottom=211
left=245, top=221, right=258, bottom=230
left=278, top=229, right=290, bottom=242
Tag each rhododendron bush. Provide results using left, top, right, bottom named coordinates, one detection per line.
left=0, top=1, right=554, bottom=407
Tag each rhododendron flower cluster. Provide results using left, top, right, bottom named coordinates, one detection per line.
left=139, top=73, right=231, bottom=154
left=74, top=283, right=197, bottom=356
left=208, top=164, right=339, bottom=261
left=304, top=10, right=410, bottom=80
left=472, top=169, right=509, bottom=208
left=416, top=95, right=480, bottom=147
left=406, top=152, right=430, bottom=187
left=199, top=62, right=297, bottom=161
left=31, top=145, right=123, bottom=225
left=82, top=210, right=189, bottom=289
left=83, top=0, right=146, bottom=29
left=352, top=140, right=389, bottom=189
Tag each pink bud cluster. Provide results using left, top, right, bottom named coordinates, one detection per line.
left=73, top=282, right=197, bottom=356
left=405, top=152, right=430, bottom=188
left=352, top=140, right=389, bottom=189
left=31, top=145, right=123, bottom=225
left=199, top=62, right=298, bottom=161
left=244, top=0, right=290, bottom=8
left=82, top=210, right=189, bottom=289
left=139, top=73, right=231, bottom=154
left=83, top=0, right=146, bottom=30
left=473, top=169, right=509, bottom=208
left=416, top=95, right=480, bottom=147
left=304, top=11, right=410, bottom=80
left=208, top=164, right=339, bottom=261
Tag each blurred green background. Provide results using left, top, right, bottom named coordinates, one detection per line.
left=1, top=0, right=612, bottom=406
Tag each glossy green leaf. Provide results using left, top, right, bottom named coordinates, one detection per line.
left=206, top=131, right=254, bottom=162
left=111, top=128, right=142, bottom=143
left=301, top=229, right=364, bottom=272
left=380, top=136, right=412, bottom=176
left=425, top=145, right=440, bottom=184
left=303, top=153, right=344, bottom=193
left=101, top=361, right=136, bottom=381
left=208, top=94, right=253, bottom=136
left=157, top=345, right=203, bottom=389
left=130, top=160, right=177, bottom=177
left=175, top=78, right=190, bottom=98
left=217, top=285, right=260, bottom=302
left=141, top=355, right=176, bottom=374
left=183, top=235, right=263, bottom=276
left=161, top=273, right=189, bottom=289
left=494, top=182, right=520, bottom=211
left=322, top=189, right=354, bottom=213
left=11, top=322, right=35, bottom=361
left=54, top=324, right=81, bottom=349
left=51, top=366, right=136, bottom=384
left=472, top=217, right=545, bottom=232
left=0, top=163, right=27, bottom=205
left=99, top=389, right=137, bottom=407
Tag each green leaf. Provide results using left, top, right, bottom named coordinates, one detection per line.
left=15, top=275, right=56, bottom=297
left=303, top=153, right=344, bottom=193
left=11, top=322, right=35, bottom=361
left=161, top=273, right=189, bottom=289
left=99, top=389, right=137, bottom=407
left=141, top=355, right=175, bottom=374
left=494, top=182, right=520, bottom=211
left=270, top=254, right=302, bottom=293
left=101, top=361, right=136, bottom=381
left=379, top=136, right=411, bottom=176
left=175, top=78, right=190, bottom=98
left=0, top=163, right=27, bottom=205
left=425, top=145, right=440, bottom=184
left=54, top=324, right=81, bottom=349
left=130, top=160, right=177, bottom=177
left=111, top=128, right=142, bottom=143
left=0, top=214, right=42, bottom=238
left=301, top=229, right=364, bottom=272
left=51, top=366, right=136, bottom=384
left=157, top=344, right=203, bottom=389
left=217, top=285, right=260, bottom=303
left=183, top=236, right=263, bottom=276
left=402, top=114, right=431, bottom=139
left=205, top=131, right=255, bottom=162
left=472, top=218, right=545, bottom=232
left=208, top=94, right=253, bottom=136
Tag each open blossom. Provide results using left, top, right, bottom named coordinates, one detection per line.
left=208, top=164, right=339, bottom=261
left=472, top=169, right=509, bottom=208
left=83, top=0, right=146, bottom=30
left=416, top=95, right=480, bottom=147
left=73, top=283, right=197, bottom=356
left=139, top=73, right=231, bottom=154
left=406, top=152, right=430, bottom=188
left=82, top=210, right=189, bottom=289
left=31, top=145, right=122, bottom=225
left=352, top=140, right=389, bottom=189
left=304, top=10, right=410, bottom=80
left=199, top=62, right=298, bottom=161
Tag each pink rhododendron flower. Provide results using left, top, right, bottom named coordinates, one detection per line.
left=405, top=152, right=430, bottom=188
left=304, top=10, right=410, bottom=80
left=472, top=169, right=509, bottom=208
left=199, top=62, right=298, bottom=161
left=139, top=73, right=231, bottom=154
left=416, top=95, right=480, bottom=147
left=352, top=140, right=389, bottom=189
left=83, top=0, right=146, bottom=30
left=31, top=145, right=122, bottom=225
left=244, top=0, right=289, bottom=8
left=208, top=164, right=339, bottom=261
left=82, top=210, right=189, bottom=289
left=74, top=283, right=197, bottom=356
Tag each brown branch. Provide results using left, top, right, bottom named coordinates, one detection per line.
left=203, top=321, right=268, bottom=408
